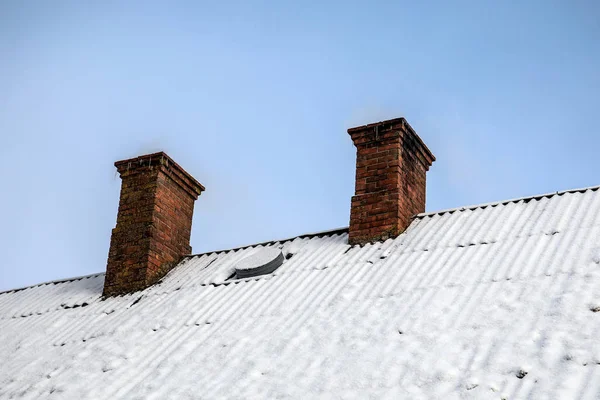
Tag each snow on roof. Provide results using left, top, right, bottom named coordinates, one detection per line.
left=2, top=187, right=600, bottom=398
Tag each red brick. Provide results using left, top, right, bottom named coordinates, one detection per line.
left=103, top=152, right=204, bottom=297
left=347, top=118, right=435, bottom=245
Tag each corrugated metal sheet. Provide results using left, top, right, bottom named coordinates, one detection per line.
left=1, top=187, right=600, bottom=399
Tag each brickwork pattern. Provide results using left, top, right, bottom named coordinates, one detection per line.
left=348, top=118, right=435, bottom=245
left=103, top=152, right=204, bottom=297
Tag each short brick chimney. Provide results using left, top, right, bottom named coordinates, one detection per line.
left=348, top=118, right=435, bottom=245
left=103, top=152, right=205, bottom=297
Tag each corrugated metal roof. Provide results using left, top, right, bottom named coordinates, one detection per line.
left=1, top=187, right=600, bottom=399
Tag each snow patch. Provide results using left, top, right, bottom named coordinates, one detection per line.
left=592, top=248, right=600, bottom=265
left=235, top=248, right=282, bottom=271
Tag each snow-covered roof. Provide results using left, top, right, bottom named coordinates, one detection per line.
left=2, top=186, right=600, bottom=399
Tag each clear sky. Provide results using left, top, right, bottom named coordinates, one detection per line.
left=1, top=1, right=599, bottom=291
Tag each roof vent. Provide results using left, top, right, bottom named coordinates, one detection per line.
left=235, top=248, right=284, bottom=279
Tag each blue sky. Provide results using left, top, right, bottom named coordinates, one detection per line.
left=1, top=1, right=599, bottom=291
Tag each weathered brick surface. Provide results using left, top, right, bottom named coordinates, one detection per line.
left=103, top=152, right=205, bottom=297
left=348, top=118, right=435, bottom=245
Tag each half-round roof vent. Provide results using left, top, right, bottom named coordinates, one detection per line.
left=235, top=248, right=284, bottom=279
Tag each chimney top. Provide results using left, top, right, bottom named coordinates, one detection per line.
left=348, top=117, right=435, bottom=168
left=114, top=152, right=205, bottom=198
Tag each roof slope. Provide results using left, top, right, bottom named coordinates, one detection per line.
left=2, top=187, right=600, bottom=399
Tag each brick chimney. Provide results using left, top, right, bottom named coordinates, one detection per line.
left=103, top=152, right=205, bottom=297
left=348, top=118, right=435, bottom=245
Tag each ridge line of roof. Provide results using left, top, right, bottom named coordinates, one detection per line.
left=416, top=184, right=600, bottom=218
left=3, top=184, right=598, bottom=296
left=0, top=228, right=351, bottom=295
left=0, top=273, right=105, bottom=296
left=184, top=227, right=350, bottom=259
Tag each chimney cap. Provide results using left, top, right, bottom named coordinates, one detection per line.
left=348, top=117, right=435, bottom=167
left=114, top=151, right=205, bottom=198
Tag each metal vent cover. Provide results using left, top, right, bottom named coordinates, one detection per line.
left=235, top=248, right=284, bottom=279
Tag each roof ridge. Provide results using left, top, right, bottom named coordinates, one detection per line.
left=416, top=184, right=600, bottom=218
left=0, top=228, right=351, bottom=295
left=4, top=183, right=598, bottom=295
left=185, top=227, right=350, bottom=259
left=0, top=273, right=105, bottom=296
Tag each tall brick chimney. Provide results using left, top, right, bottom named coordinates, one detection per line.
left=348, top=118, right=435, bottom=245
left=103, top=152, right=205, bottom=297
